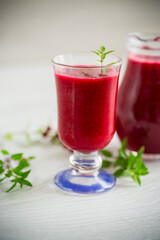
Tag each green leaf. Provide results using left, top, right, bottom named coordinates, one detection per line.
left=135, top=147, right=145, bottom=169
left=22, top=179, right=32, bottom=187
left=11, top=178, right=22, bottom=183
left=11, top=177, right=32, bottom=188
left=1, top=149, right=9, bottom=155
left=114, top=157, right=125, bottom=168
left=0, top=160, right=4, bottom=165
left=11, top=153, right=23, bottom=160
left=137, top=146, right=145, bottom=156
left=0, top=166, right=5, bottom=174
left=100, top=46, right=105, bottom=52
left=107, top=61, right=118, bottom=66
left=5, top=170, right=12, bottom=177
left=13, top=169, right=31, bottom=178
left=101, top=160, right=112, bottom=168
left=102, top=50, right=114, bottom=59
left=127, top=153, right=135, bottom=169
left=5, top=133, right=12, bottom=141
left=0, top=176, right=6, bottom=182
left=119, top=149, right=127, bottom=159
left=91, top=51, right=99, bottom=56
left=37, top=128, right=43, bottom=134
left=141, top=161, right=148, bottom=170
left=11, top=178, right=24, bottom=188
left=51, top=135, right=60, bottom=144
left=114, top=168, right=124, bottom=177
left=100, top=149, right=112, bottom=158
left=122, top=138, right=128, bottom=151
left=28, top=156, right=35, bottom=160
left=136, top=169, right=149, bottom=175
left=131, top=174, right=141, bottom=186
left=122, top=169, right=134, bottom=177
left=6, top=183, right=17, bottom=192
left=14, top=159, right=30, bottom=172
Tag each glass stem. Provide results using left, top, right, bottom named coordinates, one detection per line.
left=69, top=151, right=102, bottom=175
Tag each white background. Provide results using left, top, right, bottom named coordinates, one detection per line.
left=0, top=1, right=160, bottom=239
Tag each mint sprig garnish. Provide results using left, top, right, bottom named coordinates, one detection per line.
left=100, top=139, right=149, bottom=185
left=0, top=149, right=34, bottom=192
left=91, top=46, right=117, bottom=72
left=92, top=46, right=114, bottom=66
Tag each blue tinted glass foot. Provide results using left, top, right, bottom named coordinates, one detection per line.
left=54, top=168, right=116, bottom=194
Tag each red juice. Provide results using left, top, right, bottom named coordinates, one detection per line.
left=55, top=68, right=120, bottom=153
left=116, top=55, right=160, bottom=153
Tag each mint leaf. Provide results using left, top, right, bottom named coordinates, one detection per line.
left=114, top=168, right=124, bottom=177
left=11, top=177, right=32, bottom=189
left=5, top=133, right=12, bottom=141
left=122, top=138, right=127, bottom=151
left=11, top=178, right=24, bottom=188
left=118, top=149, right=127, bottom=159
left=131, top=174, right=141, bottom=186
left=91, top=46, right=116, bottom=67
left=101, top=160, right=112, bottom=168
left=0, top=160, right=4, bottom=165
left=100, top=138, right=149, bottom=186
left=1, top=150, right=9, bottom=155
left=127, top=153, right=135, bottom=169
left=22, top=179, right=32, bottom=187
left=107, top=61, right=118, bottom=66
left=6, top=183, right=17, bottom=192
left=5, top=170, right=12, bottom=177
left=14, top=159, right=30, bottom=172
left=37, top=127, right=43, bottom=134
left=100, top=149, right=112, bottom=158
left=0, top=149, right=34, bottom=192
left=28, top=156, right=35, bottom=160
left=11, top=153, right=23, bottom=160
left=102, top=50, right=114, bottom=59
left=100, top=46, right=105, bottom=52
left=0, top=176, right=6, bottom=182
left=91, top=51, right=99, bottom=56
left=13, top=169, right=31, bottom=178
left=0, top=166, right=5, bottom=174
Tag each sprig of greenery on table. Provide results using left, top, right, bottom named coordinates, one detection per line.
left=2, top=125, right=149, bottom=189
left=0, top=150, right=35, bottom=192
left=4, top=126, right=60, bottom=146
left=91, top=45, right=117, bottom=69
left=101, top=139, right=149, bottom=185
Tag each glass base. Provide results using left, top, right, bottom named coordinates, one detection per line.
left=54, top=168, right=116, bottom=194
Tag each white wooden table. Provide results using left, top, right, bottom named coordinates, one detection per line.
left=0, top=63, right=160, bottom=240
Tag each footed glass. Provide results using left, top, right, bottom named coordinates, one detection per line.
left=52, top=53, right=122, bottom=194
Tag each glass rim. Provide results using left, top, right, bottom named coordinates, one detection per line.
left=51, top=52, right=122, bottom=69
left=127, top=32, right=160, bottom=51
left=128, top=32, right=160, bottom=42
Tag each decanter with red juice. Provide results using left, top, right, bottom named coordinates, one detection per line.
left=116, top=33, right=160, bottom=157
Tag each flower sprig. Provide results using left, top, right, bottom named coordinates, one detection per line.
left=4, top=126, right=60, bottom=146
left=0, top=150, right=35, bottom=192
